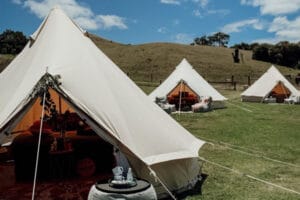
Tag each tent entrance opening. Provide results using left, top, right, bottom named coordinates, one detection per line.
left=167, top=81, right=198, bottom=111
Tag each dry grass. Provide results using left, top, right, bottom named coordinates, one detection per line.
left=0, top=54, right=14, bottom=73
left=90, top=34, right=300, bottom=84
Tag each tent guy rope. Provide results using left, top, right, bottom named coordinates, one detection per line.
left=222, top=144, right=300, bottom=168
left=226, top=101, right=253, bottom=113
left=200, top=136, right=300, bottom=168
left=199, top=157, right=300, bottom=196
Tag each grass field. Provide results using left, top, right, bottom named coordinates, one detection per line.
left=141, top=84, right=300, bottom=200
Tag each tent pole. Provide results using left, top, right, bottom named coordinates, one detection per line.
left=178, top=80, right=183, bottom=114
left=31, top=91, right=46, bottom=200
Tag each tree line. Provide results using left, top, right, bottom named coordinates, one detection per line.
left=252, top=42, right=300, bottom=69
left=193, top=32, right=230, bottom=47
left=0, top=29, right=28, bottom=54
left=231, top=41, right=300, bottom=69
left=193, top=32, right=300, bottom=69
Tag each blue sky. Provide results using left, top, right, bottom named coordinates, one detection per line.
left=1, top=0, right=300, bottom=46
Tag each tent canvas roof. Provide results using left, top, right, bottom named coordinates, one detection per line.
left=241, top=65, right=300, bottom=99
left=149, top=58, right=227, bottom=102
left=0, top=8, right=204, bottom=167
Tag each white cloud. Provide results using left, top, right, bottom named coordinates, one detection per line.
left=160, top=0, right=209, bottom=7
left=252, top=16, right=300, bottom=44
left=23, top=0, right=93, bottom=19
left=240, top=1, right=300, bottom=43
left=11, top=0, right=22, bottom=4
left=191, top=0, right=209, bottom=8
left=268, top=16, right=300, bottom=41
left=193, top=9, right=202, bottom=17
left=251, top=37, right=279, bottom=44
left=158, top=27, right=167, bottom=33
left=268, top=16, right=289, bottom=32
left=221, top=19, right=264, bottom=33
left=74, top=16, right=98, bottom=30
left=96, top=15, right=127, bottom=30
left=173, top=33, right=194, bottom=44
left=173, top=19, right=180, bottom=25
left=207, top=9, right=230, bottom=16
left=241, top=0, right=300, bottom=15
left=160, top=0, right=180, bottom=5
left=16, top=0, right=127, bottom=30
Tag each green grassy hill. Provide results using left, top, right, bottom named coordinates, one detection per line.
left=1, top=34, right=300, bottom=85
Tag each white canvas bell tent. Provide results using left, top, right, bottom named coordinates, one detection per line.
left=149, top=58, right=227, bottom=109
left=241, top=65, right=300, bottom=103
left=0, top=8, right=205, bottom=198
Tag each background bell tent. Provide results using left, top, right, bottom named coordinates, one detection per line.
left=149, top=58, right=227, bottom=110
left=0, top=8, right=205, bottom=198
left=241, top=65, right=300, bottom=103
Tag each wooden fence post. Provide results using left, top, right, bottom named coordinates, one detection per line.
left=248, top=75, right=251, bottom=86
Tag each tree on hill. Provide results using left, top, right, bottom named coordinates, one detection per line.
left=212, top=32, right=230, bottom=47
left=194, top=35, right=211, bottom=45
left=231, top=42, right=252, bottom=50
left=0, top=29, right=28, bottom=54
left=194, top=32, right=229, bottom=47
left=252, top=43, right=271, bottom=62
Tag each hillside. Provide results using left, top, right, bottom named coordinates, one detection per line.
left=1, top=34, right=300, bottom=85
left=89, top=34, right=300, bottom=84
left=0, top=54, right=14, bottom=73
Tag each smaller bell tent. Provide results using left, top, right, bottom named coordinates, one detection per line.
left=149, top=58, right=227, bottom=110
left=241, top=65, right=300, bottom=103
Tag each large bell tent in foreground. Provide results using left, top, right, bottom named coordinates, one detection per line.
left=0, top=8, right=205, bottom=198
